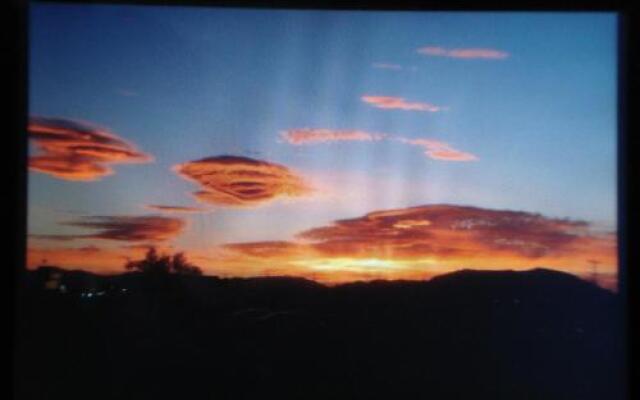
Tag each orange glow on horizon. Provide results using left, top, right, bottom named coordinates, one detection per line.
left=27, top=205, right=617, bottom=290
left=27, top=239, right=618, bottom=290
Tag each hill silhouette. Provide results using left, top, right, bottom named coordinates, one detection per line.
left=14, top=267, right=625, bottom=400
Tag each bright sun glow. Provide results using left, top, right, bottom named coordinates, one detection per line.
left=293, top=257, right=437, bottom=272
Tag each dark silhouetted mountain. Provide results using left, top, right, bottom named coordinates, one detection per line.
left=14, top=267, right=626, bottom=400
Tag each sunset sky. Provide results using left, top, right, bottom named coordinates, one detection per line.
left=27, top=5, right=618, bottom=289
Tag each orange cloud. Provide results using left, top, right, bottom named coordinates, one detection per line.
left=211, top=205, right=615, bottom=285
left=120, top=243, right=175, bottom=251
left=28, top=116, right=152, bottom=181
left=297, top=205, right=614, bottom=263
left=223, top=241, right=313, bottom=258
left=32, top=215, right=185, bottom=242
left=417, top=46, right=509, bottom=59
left=145, top=205, right=206, bottom=213
left=361, top=95, right=442, bottom=112
left=280, top=129, right=386, bottom=145
left=397, top=138, right=478, bottom=161
left=173, top=155, right=312, bottom=207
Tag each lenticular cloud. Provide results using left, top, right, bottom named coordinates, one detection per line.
left=28, top=116, right=152, bottom=181
left=173, top=155, right=312, bottom=207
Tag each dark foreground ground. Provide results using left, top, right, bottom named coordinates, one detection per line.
left=14, top=268, right=626, bottom=400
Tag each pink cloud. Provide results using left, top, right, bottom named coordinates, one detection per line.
left=417, top=46, right=509, bottom=60
left=398, top=138, right=478, bottom=162
left=281, top=129, right=387, bottom=145
left=361, top=95, right=442, bottom=112
left=279, top=128, right=476, bottom=162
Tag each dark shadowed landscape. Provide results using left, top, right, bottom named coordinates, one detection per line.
left=14, top=266, right=625, bottom=400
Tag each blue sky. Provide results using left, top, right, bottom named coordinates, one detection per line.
left=27, top=4, right=618, bottom=285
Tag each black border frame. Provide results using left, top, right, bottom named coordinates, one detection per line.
left=9, top=1, right=637, bottom=399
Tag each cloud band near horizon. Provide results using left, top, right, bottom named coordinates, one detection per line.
left=31, top=215, right=185, bottom=242
left=222, top=204, right=615, bottom=280
left=27, top=204, right=617, bottom=287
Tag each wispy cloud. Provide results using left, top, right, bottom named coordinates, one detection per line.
left=417, top=46, right=509, bottom=60
left=173, top=155, right=312, bottom=207
left=68, top=215, right=185, bottom=241
left=75, top=245, right=102, bottom=254
left=361, top=95, right=443, bottom=112
left=279, top=127, right=475, bottom=162
left=115, top=89, right=139, bottom=97
left=32, top=215, right=185, bottom=242
left=145, top=205, right=207, bottom=213
left=371, top=63, right=419, bottom=73
left=28, top=116, right=153, bottom=181
left=397, top=138, right=478, bottom=161
left=120, top=243, right=175, bottom=251
left=29, top=234, right=77, bottom=242
left=280, top=129, right=387, bottom=145
left=223, top=241, right=312, bottom=258
left=372, top=62, right=403, bottom=70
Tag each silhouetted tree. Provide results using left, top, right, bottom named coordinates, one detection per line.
left=125, top=247, right=202, bottom=276
left=170, top=252, right=203, bottom=276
